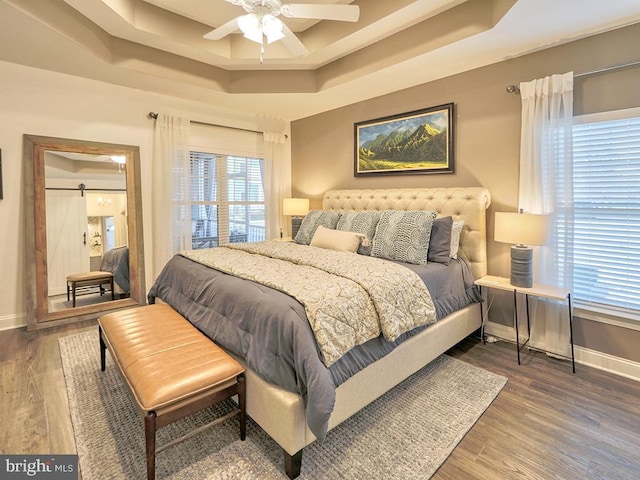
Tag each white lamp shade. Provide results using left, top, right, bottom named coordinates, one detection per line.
left=494, top=211, right=549, bottom=246
left=238, top=14, right=263, bottom=44
left=283, top=198, right=309, bottom=217
left=262, top=15, right=285, bottom=44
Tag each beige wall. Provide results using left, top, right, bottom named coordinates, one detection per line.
left=291, top=23, right=640, bottom=362
left=0, top=60, right=274, bottom=330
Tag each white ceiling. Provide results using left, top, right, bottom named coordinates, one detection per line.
left=1, top=0, right=640, bottom=120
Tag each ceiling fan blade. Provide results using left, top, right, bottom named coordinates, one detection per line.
left=203, top=18, right=240, bottom=40
left=279, top=23, right=308, bottom=57
left=280, top=4, right=360, bottom=22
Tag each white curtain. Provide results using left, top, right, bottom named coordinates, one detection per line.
left=518, top=72, right=574, bottom=357
left=260, top=116, right=290, bottom=239
left=151, top=114, right=191, bottom=280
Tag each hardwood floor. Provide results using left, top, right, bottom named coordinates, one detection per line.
left=442, top=337, right=640, bottom=480
left=1, top=322, right=639, bottom=479
left=0, top=320, right=95, bottom=456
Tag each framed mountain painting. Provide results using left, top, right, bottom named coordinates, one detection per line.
left=354, top=103, right=454, bottom=176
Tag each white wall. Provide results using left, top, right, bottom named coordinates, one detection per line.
left=0, top=60, right=290, bottom=330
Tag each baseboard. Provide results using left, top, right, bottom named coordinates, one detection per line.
left=0, top=313, right=27, bottom=331
left=573, top=346, right=640, bottom=382
left=484, top=321, right=514, bottom=343
left=484, top=321, right=640, bottom=382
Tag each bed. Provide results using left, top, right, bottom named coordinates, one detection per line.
left=148, top=187, right=491, bottom=478
left=100, top=246, right=130, bottom=295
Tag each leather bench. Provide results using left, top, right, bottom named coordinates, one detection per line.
left=98, top=304, right=246, bottom=480
left=66, top=271, right=114, bottom=307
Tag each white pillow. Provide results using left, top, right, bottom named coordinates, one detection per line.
left=450, top=221, right=464, bottom=259
left=310, top=225, right=364, bottom=253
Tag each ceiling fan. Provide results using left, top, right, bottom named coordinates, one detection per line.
left=203, top=0, right=360, bottom=58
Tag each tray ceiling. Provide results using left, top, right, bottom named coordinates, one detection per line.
left=1, top=0, right=640, bottom=119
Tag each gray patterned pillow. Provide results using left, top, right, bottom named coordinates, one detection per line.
left=371, top=210, right=437, bottom=265
left=427, top=216, right=453, bottom=265
left=294, top=210, right=341, bottom=245
left=336, top=211, right=382, bottom=255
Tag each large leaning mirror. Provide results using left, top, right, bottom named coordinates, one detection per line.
left=24, top=135, right=146, bottom=330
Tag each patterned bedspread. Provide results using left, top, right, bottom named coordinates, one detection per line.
left=180, top=241, right=437, bottom=366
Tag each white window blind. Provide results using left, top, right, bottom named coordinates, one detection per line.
left=571, top=111, right=640, bottom=314
left=190, top=151, right=265, bottom=249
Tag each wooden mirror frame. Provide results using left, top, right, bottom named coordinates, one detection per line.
left=24, top=135, right=146, bottom=330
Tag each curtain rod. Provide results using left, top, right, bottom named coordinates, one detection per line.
left=505, top=59, right=640, bottom=94
left=148, top=112, right=288, bottom=138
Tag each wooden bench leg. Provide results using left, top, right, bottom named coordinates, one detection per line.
left=284, top=449, right=303, bottom=479
left=145, top=411, right=157, bottom=480
left=71, top=281, right=77, bottom=307
left=238, top=373, right=246, bottom=441
left=99, top=327, right=106, bottom=371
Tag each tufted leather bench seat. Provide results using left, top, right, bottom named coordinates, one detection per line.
left=66, top=271, right=114, bottom=307
left=98, top=304, right=246, bottom=480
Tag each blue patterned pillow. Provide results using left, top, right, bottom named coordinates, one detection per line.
left=371, top=210, right=436, bottom=265
left=294, top=210, right=341, bottom=245
left=336, top=211, right=382, bottom=255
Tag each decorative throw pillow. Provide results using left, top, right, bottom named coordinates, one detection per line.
left=294, top=210, right=341, bottom=245
left=310, top=225, right=364, bottom=253
left=450, top=220, right=465, bottom=259
left=427, top=216, right=453, bottom=265
left=371, top=210, right=436, bottom=265
left=336, top=211, right=382, bottom=255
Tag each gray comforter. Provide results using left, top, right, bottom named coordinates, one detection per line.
left=100, top=246, right=129, bottom=292
left=180, top=241, right=437, bottom=366
left=147, top=246, right=479, bottom=442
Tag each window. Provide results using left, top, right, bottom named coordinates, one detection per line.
left=190, top=151, right=265, bottom=249
left=571, top=108, right=640, bottom=316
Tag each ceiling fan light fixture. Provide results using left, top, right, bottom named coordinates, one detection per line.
left=206, top=0, right=359, bottom=58
left=238, top=13, right=263, bottom=43
left=262, top=15, right=284, bottom=44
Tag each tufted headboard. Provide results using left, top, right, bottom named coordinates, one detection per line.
left=322, top=187, right=492, bottom=279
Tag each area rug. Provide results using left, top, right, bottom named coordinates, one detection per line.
left=59, top=330, right=507, bottom=479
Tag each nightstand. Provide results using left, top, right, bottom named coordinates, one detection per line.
left=474, top=275, right=575, bottom=373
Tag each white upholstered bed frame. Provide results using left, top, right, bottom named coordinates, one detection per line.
left=234, top=187, right=492, bottom=478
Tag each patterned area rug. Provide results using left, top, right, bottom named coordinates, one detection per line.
left=59, top=330, right=507, bottom=479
